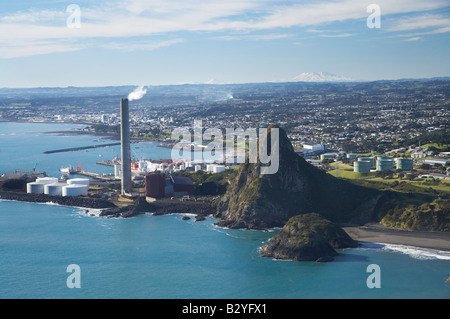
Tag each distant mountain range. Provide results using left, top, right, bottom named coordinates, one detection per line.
left=289, top=72, right=450, bottom=83
left=291, top=72, right=353, bottom=82
left=1, top=76, right=449, bottom=94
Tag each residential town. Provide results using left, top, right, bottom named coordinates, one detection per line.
left=1, top=80, right=449, bottom=180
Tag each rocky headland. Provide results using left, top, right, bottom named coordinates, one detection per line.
left=214, top=125, right=380, bottom=230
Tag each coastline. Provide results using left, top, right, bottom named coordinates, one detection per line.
left=1, top=190, right=449, bottom=253
left=0, top=190, right=215, bottom=221
left=342, top=223, right=450, bottom=252
left=0, top=191, right=116, bottom=209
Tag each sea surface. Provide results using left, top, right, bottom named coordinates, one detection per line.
left=0, top=122, right=449, bottom=299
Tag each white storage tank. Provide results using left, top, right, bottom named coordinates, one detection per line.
left=27, top=182, right=45, bottom=194
left=44, top=183, right=66, bottom=196
left=67, top=178, right=90, bottom=186
left=212, top=165, right=226, bottom=173
left=62, top=184, right=89, bottom=197
left=194, top=165, right=202, bottom=172
left=36, top=177, right=59, bottom=184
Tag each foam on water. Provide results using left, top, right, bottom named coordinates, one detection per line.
left=381, top=243, right=450, bottom=261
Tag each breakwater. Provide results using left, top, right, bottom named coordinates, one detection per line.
left=43, top=142, right=121, bottom=154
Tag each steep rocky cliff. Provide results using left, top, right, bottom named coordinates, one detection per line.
left=215, top=126, right=378, bottom=229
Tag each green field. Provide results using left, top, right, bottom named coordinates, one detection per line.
left=328, top=168, right=450, bottom=193
left=421, top=143, right=450, bottom=150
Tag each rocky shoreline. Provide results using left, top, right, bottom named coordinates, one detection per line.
left=0, top=191, right=116, bottom=209
left=100, top=197, right=215, bottom=220
left=0, top=191, right=215, bottom=221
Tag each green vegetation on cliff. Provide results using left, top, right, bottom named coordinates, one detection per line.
left=172, top=169, right=238, bottom=196
left=380, top=198, right=450, bottom=231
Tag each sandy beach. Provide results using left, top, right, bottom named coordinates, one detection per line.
left=343, top=223, right=450, bottom=251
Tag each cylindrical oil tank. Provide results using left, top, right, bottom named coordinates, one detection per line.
left=44, top=183, right=65, bottom=196
left=62, top=184, right=89, bottom=197
left=376, top=156, right=394, bottom=171
left=67, top=178, right=90, bottom=186
left=27, top=182, right=45, bottom=194
left=36, top=177, right=59, bottom=184
left=354, top=160, right=372, bottom=173
left=396, top=158, right=414, bottom=170
left=358, top=157, right=375, bottom=166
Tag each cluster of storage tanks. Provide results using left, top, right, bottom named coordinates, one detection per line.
left=353, top=156, right=414, bottom=173
left=114, top=161, right=226, bottom=179
left=27, top=177, right=90, bottom=197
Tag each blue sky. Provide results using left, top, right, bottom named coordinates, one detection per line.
left=1, top=0, right=449, bottom=88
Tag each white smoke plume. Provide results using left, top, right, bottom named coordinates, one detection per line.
left=128, top=86, right=147, bottom=101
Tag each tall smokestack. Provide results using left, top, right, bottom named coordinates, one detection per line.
left=120, top=98, right=132, bottom=195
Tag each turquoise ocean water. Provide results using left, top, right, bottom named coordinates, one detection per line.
left=0, top=122, right=449, bottom=299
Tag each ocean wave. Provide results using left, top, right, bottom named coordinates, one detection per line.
left=381, top=243, right=450, bottom=261
left=73, top=207, right=105, bottom=217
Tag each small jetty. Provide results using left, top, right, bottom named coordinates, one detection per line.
left=76, top=170, right=117, bottom=181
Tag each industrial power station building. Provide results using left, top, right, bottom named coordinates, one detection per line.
left=145, top=173, right=194, bottom=199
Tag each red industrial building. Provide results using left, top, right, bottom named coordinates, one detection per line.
left=145, top=173, right=194, bottom=198
left=171, top=176, right=195, bottom=195
left=145, top=173, right=165, bottom=198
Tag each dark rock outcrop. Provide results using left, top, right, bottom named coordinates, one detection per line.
left=214, top=125, right=378, bottom=229
left=101, top=197, right=215, bottom=219
left=260, top=213, right=358, bottom=262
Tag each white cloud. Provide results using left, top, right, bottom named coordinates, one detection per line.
left=0, top=41, right=82, bottom=59
left=319, top=33, right=356, bottom=38
left=386, top=14, right=450, bottom=32
left=103, top=38, right=185, bottom=51
left=1, top=9, right=65, bottom=23
left=403, top=36, right=421, bottom=41
left=212, top=33, right=292, bottom=41
left=0, top=0, right=449, bottom=58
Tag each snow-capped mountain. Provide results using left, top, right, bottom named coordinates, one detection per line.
left=292, top=72, right=352, bottom=82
